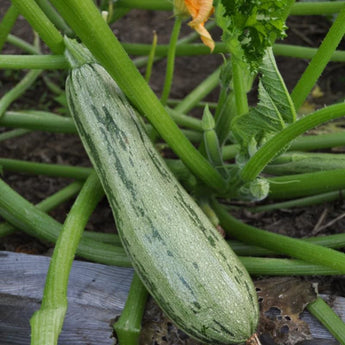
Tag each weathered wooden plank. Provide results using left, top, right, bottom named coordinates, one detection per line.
left=0, top=251, right=133, bottom=345
left=0, top=251, right=344, bottom=345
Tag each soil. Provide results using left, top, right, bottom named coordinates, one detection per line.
left=1, top=2, right=345, bottom=345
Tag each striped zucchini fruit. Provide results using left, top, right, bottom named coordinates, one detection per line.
left=66, top=57, right=259, bottom=344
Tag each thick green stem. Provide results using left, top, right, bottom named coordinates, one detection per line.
left=273, top=43, right=345, bottom=62
left=0, top=110, right=201, bottom=141
left=0, top=110, right=76, bottom=132
left=0, top=55, right=68, bottom=69
left=115, top=0, right=172, bottom=10
left=11, top=0, right=64, bottom=54
left=290, top=1, right=345, bottom=15
left=231, top=59, right=249, bottom=116
left=290, top=131, right=345, bottom=151
left=30, top=172, right=104, bottom=345
left=213, top=200, right=345, bottom=274
left=35, top=0, right=72, bottom=35
left=265, top=152, right=345, bottom=175
left=268, top=169, right=345, bottom=199
left=240, top=257, right=341, bottom=276
left=166, top=108, right=203, bottom=131
left=0, top=158, right=92, bottom=180
left=4, top=43, right=344, bottom=70
left=240, top=102, right=345, bottom=182
left=0, top=5, right=19, bottom=52
left=0, top=178, right=131, bottom=267
left=160, top=17, right=182, bottom=105
left=291, top=6, right=345, bottom=110
left=50, top=0, right=226, bottom=192
left=121, top=41, right=345, bottom=61
left=114, top=273, right=148, bottom=345
left=307, top=297, right=345, bottom=345
left=114, top=0, right=345, bottom=14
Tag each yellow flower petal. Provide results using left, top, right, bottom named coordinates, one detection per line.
left=189, top=22, right=215, bottom=51
left=185, top=0, right=213, bottom=25
left=184, top=0, right=215, bottom=51
left=173, top=0, right=215, bottom=51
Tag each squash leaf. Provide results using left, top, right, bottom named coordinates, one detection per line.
left=231, top=47, right=297, bottom=164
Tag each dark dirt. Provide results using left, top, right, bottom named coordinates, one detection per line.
left=1, top=2, right=345, bottom=345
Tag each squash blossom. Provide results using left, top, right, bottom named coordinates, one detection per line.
left=174, top=0, right=215, bottom=51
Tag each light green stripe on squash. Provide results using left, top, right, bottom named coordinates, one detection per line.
left=65, top=60, right=259, bottom=344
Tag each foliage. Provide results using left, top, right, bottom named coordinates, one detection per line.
left=231, top=47, right=296, bottom=164
left=214, top=0, right=289, bottom=71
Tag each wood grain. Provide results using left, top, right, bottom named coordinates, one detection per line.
left=0, top=251, right=344, bottom=345
left=0, top=251, right=133, bottom=345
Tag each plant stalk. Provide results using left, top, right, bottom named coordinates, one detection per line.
left=114, top=273, right=148, bottom=345
left=240, top=102, right=345, bottom=183
left=213, top=200, right=345, bottom=274
left=30, top=172, right=104, bottom=345
left=0, top=5, right=19, bottom=52
left=160, top=17, right=182, bottom=105
left=307, top=297, right=345, bottom=345
left=291, top=6, right=345, bottom=110
left=11, top=0, right=64, bottom=54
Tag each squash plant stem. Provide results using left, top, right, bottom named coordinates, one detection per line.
left=174, top=68, right=221, bottom=114
left=0, top=176, right=344, bottom=275
left=115, top=0, right=172, bottom=11
left=231, top=59, right=249, bottom=116
left=0, top=5, right=19, bottom=52
left=0, top=110, right=76, bottom=133
left=223, top=130, right=345, bottom=160
left=35, top=0, right=72, bottom=35
left=114, top=273, right=148, bottom=345
left=240, top=102, right=345, bottom=183
left=0, top=69, right=42, bottom=117
left=307, top=297, right=345, bottom=345
left=291, top=5, right=345, bottom=110
left=6, top=34, right=40, bottom=54
left=249, top=189, right=345, bottom=212
left=0, top=110, right=202, bottom=141
left=212, top=200, right=345, bottom=274
left=290, top=1, right=345, bottom=15
left=268, top=169, right=345, bottom=199
left=0, top=181, right=82, bottom=239
left=3, top=44, right=344, bottom=71
left=30, top=172, right=104, bottom=345
left=11, top=0, right=64, bottom=54
left=114, top=0, right=345, bottom=15
left=161, top=16, right=182, bottom=105
left=144, top=31, right=158, bottom=82
left=0, top=54, right=68, bottom=69
left=0, top=178, right=131, bottom=267
left=0, top=128, right=31, bottom=142
left=120, top=41, right=345, bottom=62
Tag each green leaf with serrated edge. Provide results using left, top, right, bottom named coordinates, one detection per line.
left=231, top=47, right=296, bottom=164
left=214, top=0, right=288, bottom=71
